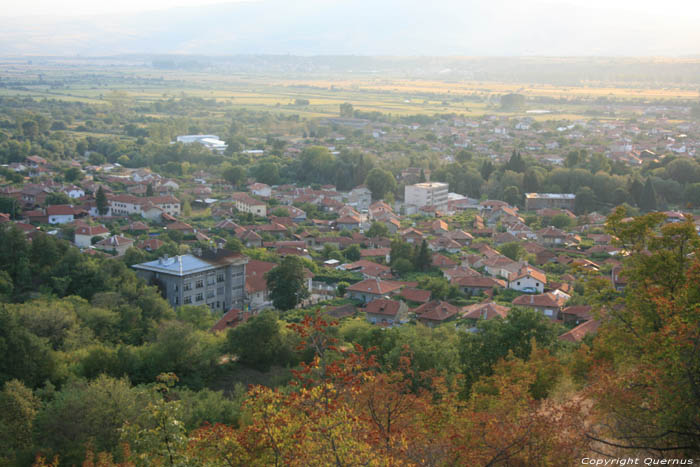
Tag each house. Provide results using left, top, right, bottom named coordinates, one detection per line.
left=454, top=275, right=506, bottom=296
left=47, top=205, right=76, bottom=224
left=74, top=224, right=110, bottom=248
left=428, top=236, right=462, bottom=253
left=512, top=292, right=568, bottom=319
left=365, top=298, right=409, bottom=327
left=360, top=248, right=391, bottom=263
left=108, top=194, right=181, bottom=218
left=94, top=235, right=134, bottom=256
left=442, top=266, right=480, bottom=282
left=210, top=309, right=252, bottom=333
left=611, top=266, right=627, bottom=292
left=231, top=193, right=267, bottom=217
left=132, top=249, right=248, bottom=311
left=558, top=319, right=600, bottom=343
left=341, top=260, right=392, bottom=279
left=461, top=302, right=509, bottom=321
left=325, top=304, right=357, bottom=320
left=414, top=300, right=459, bottom=327
left=508, top=267, right=547, bottom=294
left=537, top=226, right=568, bottom=247
left=348, top=186, right=372, bottom=210
left=431, top=254, right=459, bottom=269
left=347, top=279, right=405, bottom=304
left=246, top=260, right=276, bottom=311
left=397, top=288, right=432, bottom=304
left=137, top=238, right=165, bottom=252
left=560, top=305, right=593, bottom=325
left=335, top=215, right=361, bottom=231
left=445, top=229, right=473, bottom=246
left=249, top=183, right=272, bottom=198
left=401, top=227, right=424, bottom=244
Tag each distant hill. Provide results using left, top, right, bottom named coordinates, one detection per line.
left=0, top=0, right=699, bottom=57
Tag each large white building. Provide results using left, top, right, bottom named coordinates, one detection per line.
left=176, top=135, right=227, bottom=153
left=404, top=182, right=449, bottom=212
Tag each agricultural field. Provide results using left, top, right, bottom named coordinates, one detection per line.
left=1, top=60, right=698, bottom=121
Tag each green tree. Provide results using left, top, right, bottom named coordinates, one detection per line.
left=266, top=256, right=310, bottom=311
left=498, top=242, right=524, bottom=261
left=574, top=186, right=596, bottom=215
left=502, top=185, right=521, bottom=207
left=0, top=379, right=40, bottom=466
left=226, top=312, right=291, bottom=371
left=344, top=244, right=361, bottom=262
left=146, top=183, right=154, bottom=197
left=0, top=305, right=57, bottom=388
left=35, top=375, right=144, bottom=465
left=459, top=308, right=560, bottom=395
left=366, top=222, right=389, bottom=238
left=365, top=168, right=396, bottom=200
left=640, top=177, right=658, bottom=212
left=96, top=186, right=108, bottom=215
left=500, top=93, right=526, bottom=111
left=45, top=192, right=71, bottom=206
left=222, top=165, right=245, bottom=188
left=480, top=160, right=495, bottom=180
left=339, top=102, right=354, bottom=118
left=64, top=167, right=83, bottom=183
left=413, top=239, right=431, bottom=272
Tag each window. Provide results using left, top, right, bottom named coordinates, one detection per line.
left=196, top=280, right=204, bottom=288
left=217, top=273, right=225, bottom=283
left=195, top=293, right=204, bottom=302
left=184, top=296, right=192, bottom=304
left=184, top=282, right=191, bottom=291
left=207, top=275, right=215, bottom=286
left=217, top=287, right=224, bottom=296
left=517, top=281, right=521, bottom=286
left=536, top=282, right=540, bottom=287
left=207, top=290, right=215, bottom=299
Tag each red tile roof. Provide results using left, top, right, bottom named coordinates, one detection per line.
left=365, top=299, right=403, bottom=317
left=461, top=302, right=510, bottom=320
left=397, top=288, right=432, bottom=303
left=558, top=319, right=600, bottom=342
left=347, top=279, right=404, bottom=295
left=245, top=260, right=276, bottom=293
left=415, top=301, right=459, bottom=322
left=211, top=309, right=252, bottom=333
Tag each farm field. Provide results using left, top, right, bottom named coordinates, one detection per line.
left=0, top=62, right=697, bottom=120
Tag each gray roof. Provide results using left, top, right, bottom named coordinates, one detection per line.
left=132, top=253, right=246, bottom=276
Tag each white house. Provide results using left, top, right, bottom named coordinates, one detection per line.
left=508, top=267, right=547, bottom=294
left=46, top=205, right=75, bottom=224
left=74, top=224, right=110, bottom=248
left=249, top=183, right=272, bottom=198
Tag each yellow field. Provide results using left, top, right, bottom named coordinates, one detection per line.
left=1, top=64, right=697, bottom=119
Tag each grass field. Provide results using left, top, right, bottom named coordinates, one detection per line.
left=1, top=63, right=697, bottom=120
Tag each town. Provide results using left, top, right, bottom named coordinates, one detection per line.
left=1, top=58, right=699, bottom=465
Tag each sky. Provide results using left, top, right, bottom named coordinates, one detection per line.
left=1, top=0, right=250, bottom=17
left=2, top=0, right=699, bottom=18
left=1, top=0, right=698, bottom=56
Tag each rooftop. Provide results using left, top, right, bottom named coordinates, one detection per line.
left=132, top=249, right=247, bottom=276
left=525, top=193, right=576, bottom=199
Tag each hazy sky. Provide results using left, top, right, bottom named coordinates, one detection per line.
left=2, top=0, right=700, bottom=18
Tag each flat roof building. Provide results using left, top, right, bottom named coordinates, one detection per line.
left=404, top=182, right=449, bottom=212
left=525, top=193, right=575, bottom=211
left=176, top=135, right=227, bottom=153
left=132, top=248, right=248, bottom=311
